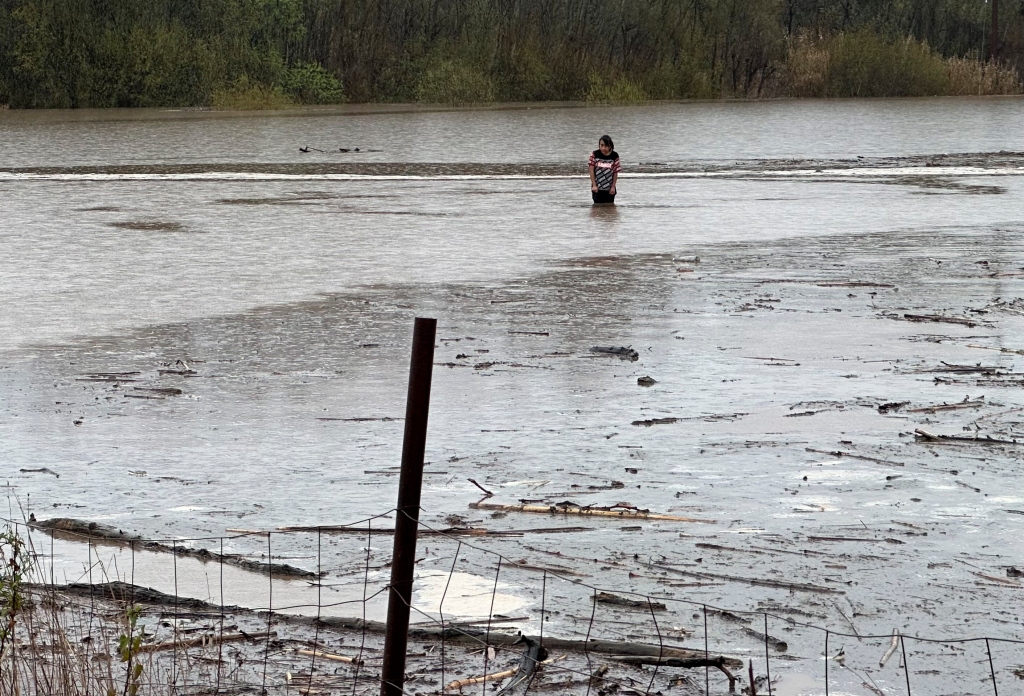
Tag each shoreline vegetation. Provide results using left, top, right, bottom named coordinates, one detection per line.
left=0, top=0, right=1022, bottom=109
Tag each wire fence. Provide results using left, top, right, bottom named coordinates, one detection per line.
left=2, top=507, right=1022, bottom=695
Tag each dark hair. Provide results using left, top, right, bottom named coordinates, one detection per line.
left=599, top=135, right=614, bottom=149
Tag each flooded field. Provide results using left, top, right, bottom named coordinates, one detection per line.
left=3, top=98, right=1024, bottom=694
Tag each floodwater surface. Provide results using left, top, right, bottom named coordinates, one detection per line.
left=3, top=98, right=1024, bottom=694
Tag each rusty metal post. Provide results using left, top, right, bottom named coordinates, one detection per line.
left=380, top=317, right=436, bottom=696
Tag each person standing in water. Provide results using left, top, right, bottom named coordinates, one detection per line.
left=589, top=135, right=620, bottom=204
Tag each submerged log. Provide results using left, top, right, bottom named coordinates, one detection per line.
left=31, top=518, right=317, bottom=578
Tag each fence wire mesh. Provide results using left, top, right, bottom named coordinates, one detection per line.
left=0, top=507, right=1021, bottom=696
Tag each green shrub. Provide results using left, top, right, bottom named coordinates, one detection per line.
left=212, top=76, right=294, bottom=110
left=946, top=56, right=1023, bottom=95
left=285, top=61, right=345, bottom=104
left=415, top=57, right=495, bottom=105
left=585, top=74, right=648, bottom=104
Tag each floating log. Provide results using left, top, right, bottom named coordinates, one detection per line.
left=741, top=627, right=787, bottom=652
left=32, top=518, right=316, bottom=578
left=19, top=467, right=60, bottom=478
left=468, top=501, right=716, bottom=524
left=594, top=592, right=666, bottom=611
left=902, top=314, right=979, bottom=327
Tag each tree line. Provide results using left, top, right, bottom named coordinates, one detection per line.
left=0, top=0, right=1021, bottom=108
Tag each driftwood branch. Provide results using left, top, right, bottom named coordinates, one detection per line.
left=914, top=428, right=1021, bottom=445
left=805, top=447, right=904, bottom=467
left=469, top=501, right=716, bottom=524
left=902, top=313, right=980, bottom=327
left=652, top=564, right=844, bottom=595
left=594, top=592, right=666, bottom=611
left=445, top=666, right=518, bottom=691
left=878, top=630, right=899, bottom=668
left=296, top=648, right=364, bottom=664
left=608, top=655, right=737, bottom=690
left=468, top=478, right=494, bottom=497
left=137, top=631, right=273, bottom=653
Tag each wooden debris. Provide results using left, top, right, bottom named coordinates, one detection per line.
left=468, top=501, right=716, bottom=524
left=651, top=564, right=845, bottom=594
left=695, top=543, right=768, bottom=557
left=468, top=478, right=494, bottom=498
left=914, top=428, right=1020, bottom=445
left=878, top=630, right=899, bottom=668
left=807, top=536, right=904, bottom=544
left=805, top=447, right=904, bottom=467
left=967, top=343, right=1024, bottom=356
left=971, top=571, right=1020, bottom=587
left=19, top=467, right=60, bottom=478
left=817, top=281, right=894, bottom=288
left=607, top=655, right=736, bottom=690
left=276, top=523, right=591, bottom=536
left=594, top=592, right=666, bottom=611
left=631, top=417, right=679, bottom=426
left=137, top=630, right=274, bottom=653
left=296, top=648, right=364, bottom=664
left=445, top=666, right=518, bottom=691
left=902, top=314, right=979, bottom=327
left=906, top=398, right=985, bottom=413
left=590, top=346, right=639, bottom=361
left=741, top=627, right=787, bottom=652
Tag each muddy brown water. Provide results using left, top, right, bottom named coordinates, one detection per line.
left=4, top=99, right=1024, bottom=694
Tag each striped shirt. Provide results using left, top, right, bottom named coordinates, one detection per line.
left=589, top=150, right=621, bottom=191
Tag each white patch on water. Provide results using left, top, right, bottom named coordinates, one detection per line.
left=414, top=570, right=527, bottom=619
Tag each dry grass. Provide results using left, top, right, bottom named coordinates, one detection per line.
left=946, top=57, right=1023, bottom=95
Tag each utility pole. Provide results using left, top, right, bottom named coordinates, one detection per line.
left=380, top=317, right=436, bottom=696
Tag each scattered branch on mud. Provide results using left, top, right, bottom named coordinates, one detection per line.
left=469, top=501, right=716, bottom=523
left=468, top=478, right=495, bottom=497
left=901, top=313, right=984, bottom=327
left=906, top=398, right=986, bottom=413
left=607, top=655, right=737, bottom=690
left=651, top=564, right=845, bottom=595
left=594, top=592, right=666, bottom=611
left=914, top=428, right=1022, bottom=445
left=805, top=447, right=904, bottom=467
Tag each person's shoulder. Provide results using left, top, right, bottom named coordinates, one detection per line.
left=609, top=150, right=619, bottom=159
left=591, top=149, right=602, bottom=157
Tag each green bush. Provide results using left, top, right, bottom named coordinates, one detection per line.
left=415, top=57, right=495, bottom=105
left=285, top=61, right=345, bottom=104
left=585, top=74, right=648, bottom=104
left=212, top=76, right=295, bottom=110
